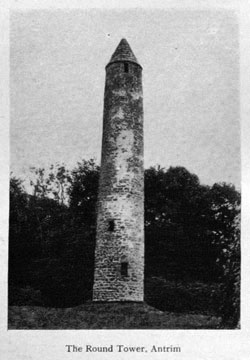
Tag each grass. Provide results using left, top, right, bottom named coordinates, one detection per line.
left=8, top=277, right=224, bottom=329
left=8, top=302, right=221, bottom=329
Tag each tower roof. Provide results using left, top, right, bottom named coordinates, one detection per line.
left=107, top=38, right=141, bottom=68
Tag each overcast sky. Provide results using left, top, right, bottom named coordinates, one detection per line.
left=10, top=9, right=240, bottom=189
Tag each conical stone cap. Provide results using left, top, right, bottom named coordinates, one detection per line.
left=107, top=38, right=141, bottom=68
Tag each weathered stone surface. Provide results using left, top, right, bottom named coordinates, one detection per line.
left=108, top=38, right=141, bottom=67
left=92, top=39, right=144, bottom=302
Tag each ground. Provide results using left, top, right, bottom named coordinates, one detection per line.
left=8, top=302, right=221, bottom=329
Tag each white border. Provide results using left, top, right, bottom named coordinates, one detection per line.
left=8, top=0, right=239, bottom=10
left=1, top=1, right=250, bottom=359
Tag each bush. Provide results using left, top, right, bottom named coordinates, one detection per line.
left=9, top=285, right=44, bottom=306
left=144, top=276, right=222, bottom=315
left=216, top=211, right=240, bottom=328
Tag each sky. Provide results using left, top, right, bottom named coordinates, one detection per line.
left=10, top=9, right=240, bottom=189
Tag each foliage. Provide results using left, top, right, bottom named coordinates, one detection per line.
left=9, top=176, right=31, bottom=285
left=29, top=163, right=72, bottom=205
left=145, top=166, right=223, bottom=281
left=215, top=210, right=240, bottom=328
left=9, top=161, right=240, bottom=318
left=9, top=285, right=44, bottom=306
left=144, top=277, right=222, bottom=315
left=9, top=160, right=98, bottom=307
left=69, top=159, right=99, bottom=227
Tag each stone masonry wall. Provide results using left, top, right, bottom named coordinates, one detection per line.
left=92, top=61, right=144, bottom=301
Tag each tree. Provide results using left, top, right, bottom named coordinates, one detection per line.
left=69, top=159, right=100, bottom=227
left=29, top=164, right=72, bottom=205
left=217, top=210, right=240, bottom=328
left=9, top=176, right=28, bottom=230
left=9, top=163, right=240, bottom=309
left=145, top=166, right=217, bottom=281
left=208, top=183, right=240, bottom=244
left=38, top=159, right=100, bottom=306
left=29, top=167, right=49, bottom=198
left=9, top=176, right=30, bottom=285
left=207, top=183, right=241, bottom=327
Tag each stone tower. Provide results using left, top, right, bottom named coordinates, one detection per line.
left=92, top=39, right=144, bottom=302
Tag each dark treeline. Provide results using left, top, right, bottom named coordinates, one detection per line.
left=9, top=159, right=240, bottom=327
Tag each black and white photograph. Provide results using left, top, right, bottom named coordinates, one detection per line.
left=1, top=0, right=250, bottom=358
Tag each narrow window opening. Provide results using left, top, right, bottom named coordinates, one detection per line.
left=124, top=62, right=129, bottom=73
left=108, top=220, right=115, bottom=232
left=121, top=262, right=128, bottom=277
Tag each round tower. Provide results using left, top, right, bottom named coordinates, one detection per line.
left=92, top=39, right=144, bottom=301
